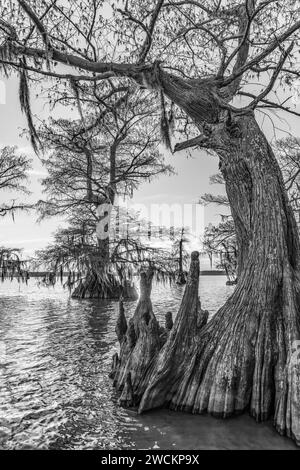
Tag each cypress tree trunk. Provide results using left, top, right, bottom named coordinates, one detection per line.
left=72, top=231, right=138, bottom=300
left=176, top=238, right=186, bottom=285
left=111, top=107, right=300, bottom=445
left=71, top=237, right=113, bottom=298
left=140, top=115, right=300, bottom=445
left=72, top=147, right=138, bottom=300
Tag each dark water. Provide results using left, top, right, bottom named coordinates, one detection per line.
left=0, top=277, right=297, bottom=449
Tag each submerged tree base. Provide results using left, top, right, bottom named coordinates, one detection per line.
left=72, top=272, right=138, bottom=300
left=176, top=271, right=187, bottom=285
left=110, top=251, right=300, bottom=447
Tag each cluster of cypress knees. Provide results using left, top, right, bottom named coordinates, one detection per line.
left=110, top=251, right=209, bottom=412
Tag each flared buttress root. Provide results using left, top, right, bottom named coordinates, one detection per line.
left=110, top=251, right=300, bottom=447
left=147, top=265, right=300, bottom=446
left=71, top=272, right=138, bottom=300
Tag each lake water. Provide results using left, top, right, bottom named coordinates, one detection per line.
left=0, top=277, right=297, bottom=450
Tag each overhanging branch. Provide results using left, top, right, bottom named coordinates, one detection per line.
left=0, top=58, right=116, bottom=81
left=174, top=134, right=209, bottom=152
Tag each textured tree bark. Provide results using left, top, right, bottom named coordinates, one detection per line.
left=111, top=254, right=209, bottom=406
left=111, top=269, right=162, bottom=404
left=139, top=252, right=209, bottom=411
left=12, top=1, right=300, bottom=443
left=139, top=114, right=300, bottom=446
left=111, top=106, right=300, bottom=446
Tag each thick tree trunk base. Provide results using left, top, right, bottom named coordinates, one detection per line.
left=109, top=114, right=300, bottom=447
left=110, top=249, right=300, bottom=447
left=71, top=272, right=138, bottom=300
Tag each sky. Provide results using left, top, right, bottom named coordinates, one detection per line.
left=0, top=71, right=299, bottom=270
left=0, top=75, right=226, bottom=257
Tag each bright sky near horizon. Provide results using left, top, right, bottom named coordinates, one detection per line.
left=0, top=72, right=299, bottom=269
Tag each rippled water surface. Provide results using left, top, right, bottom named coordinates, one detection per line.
left=0, top=277, right=297, bottom=449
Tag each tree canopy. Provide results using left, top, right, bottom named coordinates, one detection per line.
left=36, top=89, right=170, bottom=219
left=0, top=145, right=32, bottom=217
left=0, top=0, right=299, bottom=153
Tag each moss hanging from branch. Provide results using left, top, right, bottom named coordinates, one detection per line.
left=0, top=247, right=30, bottom=283
left=19, top=58, right=40, bottom=153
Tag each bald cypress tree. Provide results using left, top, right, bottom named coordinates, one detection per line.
left=1, top=0, right=300, bottom=444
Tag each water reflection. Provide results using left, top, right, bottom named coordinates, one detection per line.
left=0, top=278, right=297, bottom=449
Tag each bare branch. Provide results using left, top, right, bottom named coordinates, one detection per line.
left=238, top=91, right=300, bottom=117
left=221, top=0, right=255, bottom=97
left=163, top=0, right=212, bottom=15
left=222, top=19, right=300, bottom=88
left=17, top=0, right=51, bottom=50
left=0, top=58, right=116, bottom=81
left=138, top=0, right=165, bottom=64
left=243, top=42, right=294, bottom=111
